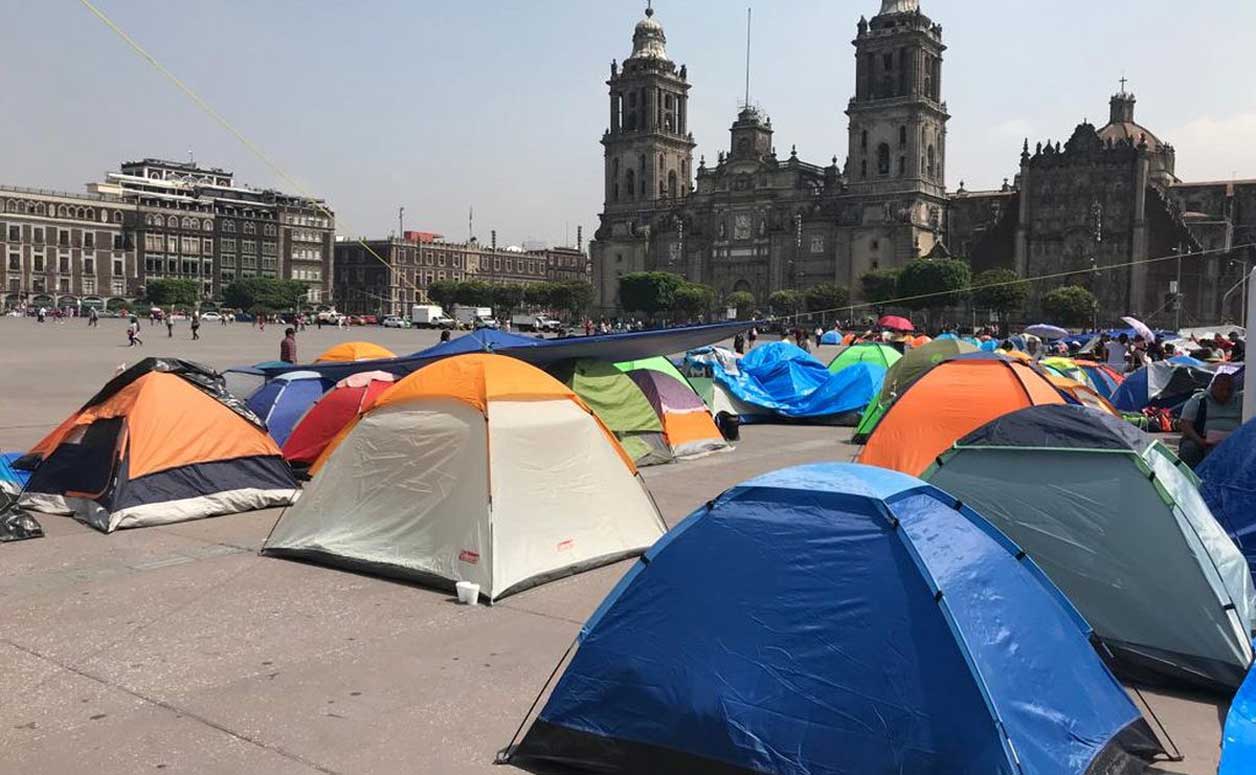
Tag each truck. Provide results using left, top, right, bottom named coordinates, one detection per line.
left=452, top=305, right=497, bottom=329
left=510, top=314, right=563, bottom=333
left=411, top=304, right=454, bottom=329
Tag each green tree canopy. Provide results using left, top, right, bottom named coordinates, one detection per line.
left=618, top=272, right=686, bottom=317
left=524, top=282, right=555, bottom=309
left=555, top=280, right=594, bottom=318
left=768, top=289, right=803, bottom=317
left=222, top=278, right=308, bottom=312
left=1041, top=285, right=1097, bottom=326
left=671, top=282, right=716, bottom=318
left=725, top=291, right=756, bottom=316
left=971, top=268, right=1030, bottom=314
left=144, top=278, right=201, bottom=308
left=426, top=279, right=460, bottom=312
left=860, top=269, right=900, bottom=304
left=896, top=259, right=971, bottom=310
left=491, top=284, right=525, bottom=317
left=804, top=283, right=851, bottom=314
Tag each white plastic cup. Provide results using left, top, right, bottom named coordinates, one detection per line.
left=455, top=581, right=480, bottom=606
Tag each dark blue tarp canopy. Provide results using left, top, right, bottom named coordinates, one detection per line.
left=508, top=462, right=1159, bottom=775
left=1111, top=361, right=1214, bottom=413
left=260, top=321, right=752, bottom=383
left=0, top=452, right=31, bottom=494
left=412, top=329, right=542, bottom=358
left=1200, top=419, right=1256, bottom=587
left=712, top=342, right=881, bottom=419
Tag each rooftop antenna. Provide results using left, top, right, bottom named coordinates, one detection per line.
left=743, top=8, right=752, bottom=108
left=468, top=206, right=474, bottom=242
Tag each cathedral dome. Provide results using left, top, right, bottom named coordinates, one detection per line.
left=1098, top=90, right=1163, bottom=151
left=879, top=0, right=920, bottom=14
left=629, top=7, right=669, bottom=61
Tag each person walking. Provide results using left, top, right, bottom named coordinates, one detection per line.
left=280, top=327, right=298, bottom=364
left=190, top=311, right=201, bottom=341
left=127, top=316, right=144, bottom=347
left=166, top=314, right=174, bottom=338
left=88, top=307, right=98, bottom=327
left=36, top=306, right=46, bottom=323
left=747, top=326, right=758, bottom=349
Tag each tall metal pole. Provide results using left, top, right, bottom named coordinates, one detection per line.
left=398, top=206, right=404, bottom=240
left=744, top=8, right=752, bottom=108
left=1175, top=245, right=1183, bottom=331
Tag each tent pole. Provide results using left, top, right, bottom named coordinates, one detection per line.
left=1246, top=266, right=1256, bottom=423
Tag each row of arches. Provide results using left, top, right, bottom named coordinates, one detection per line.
left=2, top=199, right=123, bottom=223
left=143, top=214, right=215, bottom=231
left=610, top=154, right=687, bottom=202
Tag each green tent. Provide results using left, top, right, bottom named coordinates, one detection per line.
left=827, top=342, right=902, bottom=375
left=852, top=338, right=977, bottom=442
left=554, top=360, right=672, bottom=466
left=614, top=356, right=693, bottom=389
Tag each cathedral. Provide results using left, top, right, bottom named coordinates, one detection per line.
left=590, top=0, right=1256, bottom=327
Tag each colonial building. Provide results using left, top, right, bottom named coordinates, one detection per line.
left=0, top=188, right=136, bottom=311
left=947, top=87, right=1256, bottom=327
left=592, top=0, right=950, bottom=313
left=333, top=235, right=585, bottom=317
left=592, top=1, right=1256, bottom=328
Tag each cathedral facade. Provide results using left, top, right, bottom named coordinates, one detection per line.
left=592, top=0, right=949, bottom=314
left=591, top=1, right=1256, bottom=328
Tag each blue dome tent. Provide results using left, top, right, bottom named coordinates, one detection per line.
left=1200, top=418, right=1256, bottom=587
left=246, top=371, right=333, bottom=446
left=505, top=463, right=1162, bottom=775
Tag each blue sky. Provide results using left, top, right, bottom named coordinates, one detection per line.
left=2, top=1, right=1254, bottom=247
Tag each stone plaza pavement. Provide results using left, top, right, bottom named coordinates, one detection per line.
left=0, top=318, right=1228, bottom=774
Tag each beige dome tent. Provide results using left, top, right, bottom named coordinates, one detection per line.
left=263, top=354, right=667, bottom=602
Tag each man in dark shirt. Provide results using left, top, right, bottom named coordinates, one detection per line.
left=280, top=328, right=297, bottom=364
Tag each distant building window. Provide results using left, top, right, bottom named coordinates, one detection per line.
left=899, top=126, right=907, bottom=148
left=877, top=143, right=891, bottom=175
left=83, top=232, right=95, bottom=250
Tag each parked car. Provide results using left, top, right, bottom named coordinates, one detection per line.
left=362, top=314, right=379, bottom=325
left=200, top=311, right=223, bottom=321
left=381, top=316, right=410, bottom=329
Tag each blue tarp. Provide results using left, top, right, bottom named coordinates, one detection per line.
left=412, top=329, right=542, bottom=358
left=711, top=342, right=882, bottom=419
left=0, top=452, right=31, bottom=495
left=261, top=320, right=754, bottom=383
left=1200, top=419, right=1256, bottom=587
left=1222, top=656, right=1256, bottom=775
left=510, top=462, right=1157, bottom=775
left=1111, top=361, right=1214, bottom=413
left=246, top=371, right=333, bottom=446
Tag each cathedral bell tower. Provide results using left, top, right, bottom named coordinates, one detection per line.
left=602, top=5, right=696, bottom=210
left=846, top=0, right=949, bottom=200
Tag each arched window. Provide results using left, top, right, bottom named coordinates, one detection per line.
left=35, top=203, right=45, bottom=215
left=57, top=205, right=68, bottom=217
left=877, top=143, right=891, bottom=175
left=927, top=145, right=936, bottom=178
left=625, top=169, right=635, bottom=201
left=659, top=153, right=665, bottom=170
left=113, top=210, right=122, bottom=223
left=167, top=216, right=178, bottom=227
left=203, top=220, right=213, bottom=231
left=639, top=154, right=646, bottom=171
left=861, top=129, right=868, bottom=150
left=4, top=200, right=14, bottom=213
left=899, top=126, right=907, bottom=148
left=860, top=159, right=868, bottom=179
left=668, top=170, right=678, bottom=198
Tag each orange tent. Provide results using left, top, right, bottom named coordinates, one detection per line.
left=858, top=354, right=1065, bottom=475
left=315, top=341, right=396, bottom=363
left=17, top=359, right=297, bottom=532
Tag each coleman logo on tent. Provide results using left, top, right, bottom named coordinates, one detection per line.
left=458, top=550, right=480, bottom=565
left=557, top=539, right=574, bottom=552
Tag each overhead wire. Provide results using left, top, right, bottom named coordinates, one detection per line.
left=76, top=0, right=422, bottom=298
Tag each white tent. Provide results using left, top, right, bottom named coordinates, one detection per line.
left=262, top=354, right=667, bottom=602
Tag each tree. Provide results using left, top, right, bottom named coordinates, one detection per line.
left=895, top=259, right=971, bottom=311
left=725, top=291, right=756, bottom=317
left=144, top=278, right=201, bottom=308
left=427, top=279, right=460, bottom=312
left=804, top=283, right=851, bottom=315
left=1041, top=285, right=1097, bottom=326
left=671, top=282, right=716, bottom=319
left=524, top=282, right=555, bottom=310
left=618, top=272, right=686, bottom=318
left=491, top=284, right=525, bottom=318
left=860, top=269, right=900, bottom=304
left=557, top=280, right=594, bottom=318
left=222, top=278, right=308, bottom=312
left=768, top=289, right=803, bottom=317
left=971, top=268, right=1029, bottom=317
left=454, top=280, right=495, bottom=308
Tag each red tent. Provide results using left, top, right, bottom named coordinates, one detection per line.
left=282, top=371, right=396, bottom=467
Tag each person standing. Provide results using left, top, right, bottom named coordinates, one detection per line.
left=747, top=326, right=758, bottom=349
left=88, top=307, right=99, bottom=327
left=37, top=306, right=46, bottom=323
left=280, top=327, right=297, bottom=364
left=1179, top=372, right=1242, bottom=467
left=190, top=311, right=201, bottom=341
left=166, top=314, right=174, bottom=338
left=733, top=332, right=745, bottom=355
left=1106, top=333, right=1130, bottom=372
